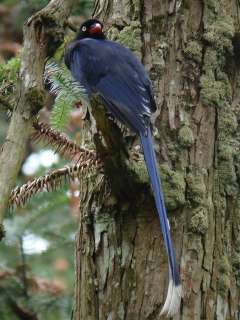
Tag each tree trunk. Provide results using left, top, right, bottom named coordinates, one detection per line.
left=75, top=0, right=240, bottom=319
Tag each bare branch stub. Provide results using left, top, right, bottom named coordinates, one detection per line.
left=0, top=0, right=74, bottom=226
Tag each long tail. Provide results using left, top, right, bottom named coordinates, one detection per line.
left=140, top=127, right=182, bottom=317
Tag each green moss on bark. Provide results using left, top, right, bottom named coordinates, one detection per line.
left=203, top=16, right=234, bottom=50
left=160, top=164, right=186, bottom=210
left=184, top=40, right=202, bottom=64
left=189, top=207, right=208, bottom=235
left=131, top=158, right=148, bottom=184
left=200, top=2, right=239, bottom=202
left=218, top=145, right=234, bottom=161
left=200, top=7, right=234, bottom=109
left=107, top=22, right=142, bottom=58
left=232, top=252, right=240, bottom=286
left=186, top=171, right=206, bottom=207
left=218, top=256, right=231, bottom=297
left=151, top=41, right=169, bottom=74
left=217, top=107, right=238, bottom=196
left=178, top=125, right=194, bottom=148
left=26, top=87, right=44, bottom=115
left=218, top=109, right=238, bottom=136
left=218, top=160, right=238, bottom=196
left=200, top=74, right=231, bottom=108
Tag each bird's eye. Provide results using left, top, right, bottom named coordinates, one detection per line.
left=82, top=26, right=87, bottom=32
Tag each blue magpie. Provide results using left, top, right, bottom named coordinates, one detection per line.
left=65, top=19, right=182, bottom=317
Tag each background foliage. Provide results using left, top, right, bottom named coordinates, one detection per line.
left=0, top=0, right=93, bottom=319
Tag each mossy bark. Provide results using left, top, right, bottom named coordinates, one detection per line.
left=75, top=0, right=240, bottom=319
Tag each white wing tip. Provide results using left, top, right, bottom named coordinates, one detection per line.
left=160, top=278, right=182, bottom=318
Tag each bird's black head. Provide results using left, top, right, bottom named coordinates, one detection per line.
left=76, top=19, right=105, bottom=40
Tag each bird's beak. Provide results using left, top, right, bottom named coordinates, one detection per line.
left=89, top=23, right=102, bottom=34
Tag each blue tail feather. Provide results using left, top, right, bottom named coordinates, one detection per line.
left=140, top=127, right=181, bottom=288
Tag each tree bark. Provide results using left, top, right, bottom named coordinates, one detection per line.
left=75, top=0, right=240, bottom=319
left=0, top=0, right=74, bottom=229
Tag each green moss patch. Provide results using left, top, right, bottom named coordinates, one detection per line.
left=107, top=22, right=142, bottom=58
left=186, top=172, right=206, bottom=206
left=189, top=207, right=208, bottom=235
left=160, top=164, right=186, bottom=210
left=184, top=40, right=202, bottom=64
left=178, top=125, right=195, bottom=148
left=218, top=256, right=231, bottom=297
left=200, top=74, right=231, bottom=108
left=204, top=16, right=234, bottom=50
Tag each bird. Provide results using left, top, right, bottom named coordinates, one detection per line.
left=64, top=19, right=182, bottom=317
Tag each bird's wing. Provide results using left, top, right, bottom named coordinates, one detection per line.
left=65, top=39, right=156, bottom=132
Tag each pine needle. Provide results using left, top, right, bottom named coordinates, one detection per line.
left=44, top=61, right=87, bottom=130
left=32, top=121, right=99, bottom=165
left=9, top=162, right=102, bottom=208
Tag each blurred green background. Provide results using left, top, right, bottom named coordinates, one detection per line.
left=0, top=1, right=94, bottom=319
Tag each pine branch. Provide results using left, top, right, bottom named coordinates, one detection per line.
left=32, top=121, right=99, bottom=165
left=10, top=122, right=104, bottom=208
left=45, top=61, right=87, bottom=130
left=9, top=162, right=102, bottom=208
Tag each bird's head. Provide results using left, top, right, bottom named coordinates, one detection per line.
left=76, top=19, right=105, bottom=40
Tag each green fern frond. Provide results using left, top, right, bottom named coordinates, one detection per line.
left=44, top=61, right=87, bottom=130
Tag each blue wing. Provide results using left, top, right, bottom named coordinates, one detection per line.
left=65, top=39, right=156, bottom=133
left=65, top=38, right=181, bottom=316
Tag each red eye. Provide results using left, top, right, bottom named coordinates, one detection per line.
left=89, top=23, right=102, bottom=34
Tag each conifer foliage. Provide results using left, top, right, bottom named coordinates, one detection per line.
left=45, top=61, right=87, bottom=130
left=8, top=62, right=101, bottom=207
left=10, top=121, right=103, bottom=207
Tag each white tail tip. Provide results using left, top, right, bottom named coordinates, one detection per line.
left=160, top=277, right=182, bottom=317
